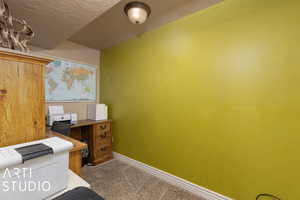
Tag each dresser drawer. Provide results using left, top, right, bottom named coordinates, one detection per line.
left=95, top=136, right=112, bottom=147
left=95, top=129, right=111, bottom=141
left=95, top=145, right=112, bottom=158
left=95, top=122, right=111, bottom=132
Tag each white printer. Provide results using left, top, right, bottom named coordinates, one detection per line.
left=47, top=105, right=78, bottom=126
left=0, top=137, right=73, bottom=200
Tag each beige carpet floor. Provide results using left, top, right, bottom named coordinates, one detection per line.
left=82, top=159, right=207, bottom=200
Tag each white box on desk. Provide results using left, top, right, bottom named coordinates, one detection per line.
left=87, top=104, right=108, bottom=120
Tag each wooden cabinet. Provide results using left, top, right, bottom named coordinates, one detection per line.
left=89, top=121, right=113, bottom=165
left=0, top=51, right=51, bottom=147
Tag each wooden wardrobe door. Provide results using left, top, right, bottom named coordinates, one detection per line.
left=0, top=60, right=45, bottom=147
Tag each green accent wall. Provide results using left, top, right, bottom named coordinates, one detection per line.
left=101, top=0, right=300, bottom=199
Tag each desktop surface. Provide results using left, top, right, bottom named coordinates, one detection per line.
left=70, top=119, right=112, bottom=128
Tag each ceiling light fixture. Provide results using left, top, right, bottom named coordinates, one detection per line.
left=124, top=1, right=151, bottom=25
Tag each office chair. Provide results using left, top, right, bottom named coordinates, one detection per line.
left=51, top=121, right=71, bottom=136
left=51, top=121, right=90, bottom=166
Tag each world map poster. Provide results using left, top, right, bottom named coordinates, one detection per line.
left=45, top=60, right=96, bottom=102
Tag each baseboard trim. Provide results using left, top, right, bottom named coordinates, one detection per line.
left=113, top=152, right=232, bottom=200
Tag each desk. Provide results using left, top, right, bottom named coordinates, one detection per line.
left=69, top=120, right=113, bottom=165
left=47, top=120, right=113, bottom=175
left=71, top=120, right=108, bottom=128
left=47, top=130, right=87, bottom=176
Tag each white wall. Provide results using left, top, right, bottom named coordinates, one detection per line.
left=30, top=41, right=101, bottom=120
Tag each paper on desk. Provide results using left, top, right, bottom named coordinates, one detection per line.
left=48, top=105, right=64, bottom=115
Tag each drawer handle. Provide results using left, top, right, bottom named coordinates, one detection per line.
left=100, top=132, right=107, bottom=138
left=100, top=147, right=107, bottom=152
left=0, top=89, right=7, bottom=95
left=100, top=125, right=107, bottom=129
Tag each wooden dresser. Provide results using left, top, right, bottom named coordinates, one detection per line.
left=0, top=50, right=52, bottom=147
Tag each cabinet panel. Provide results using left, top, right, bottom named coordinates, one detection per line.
left=0, top=59, right=45, bottom=147
left=93, top=153, right=113, bottom=165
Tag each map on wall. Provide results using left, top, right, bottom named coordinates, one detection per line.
left=45, top=60, right=96, bottom=102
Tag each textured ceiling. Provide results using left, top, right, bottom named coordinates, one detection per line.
left=70, top=0, right=223, bottom=50
left=6, top=0, right=121, bottom=49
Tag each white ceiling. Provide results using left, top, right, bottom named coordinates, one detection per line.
left=70, top=0, right=223, bottom=49
left=6, top=0, right=223, bottom=50
left=6, top=0, right=121, bottom=49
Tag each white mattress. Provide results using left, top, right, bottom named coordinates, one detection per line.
left=47, top=170, right=90, bottom=199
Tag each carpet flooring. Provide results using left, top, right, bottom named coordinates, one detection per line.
left=82, top=159, right=207, bottom=200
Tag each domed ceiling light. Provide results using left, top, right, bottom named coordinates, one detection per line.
left=124, top=1, right=151, bottom=25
